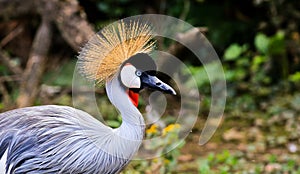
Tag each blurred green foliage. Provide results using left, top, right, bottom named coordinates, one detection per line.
left=197, top=150, right=300, bottom=173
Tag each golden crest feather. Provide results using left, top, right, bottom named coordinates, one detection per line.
left=78, top=20, right=155, bottom=84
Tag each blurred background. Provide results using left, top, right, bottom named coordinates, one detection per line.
left=0, top=0, right=300, bottom=173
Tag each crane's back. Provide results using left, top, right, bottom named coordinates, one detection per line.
left=0, top=105, right=130, bottom=174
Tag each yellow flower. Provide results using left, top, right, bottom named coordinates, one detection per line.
left=146, top=124, right=158, bottom=134
left=164, top=159, right=170, bottom=165
left=162, top=124, right=181, bottom=136
left=152, top=158, right=159, bottom=163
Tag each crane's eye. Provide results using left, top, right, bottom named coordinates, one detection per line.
left=135, top=70, right=142, bottom=77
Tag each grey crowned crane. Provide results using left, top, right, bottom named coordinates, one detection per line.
left=0, top=20, right=176, bottom=173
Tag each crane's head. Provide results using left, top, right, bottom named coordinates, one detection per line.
left=78, top=19, right=176, bottom=106
left=119, top=53, right=176, bottom=106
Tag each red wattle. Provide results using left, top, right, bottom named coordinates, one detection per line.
left=128, top=90, right=139, bottom=107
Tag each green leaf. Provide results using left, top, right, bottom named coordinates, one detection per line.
left=251, top=55, right=267, bottom=72
left=106, top=120, right=121, bottom=128
left=269, top=31, right=286, bottom=55
left=268, top=154, right=277, bottom=163
left=224, top=44, right=243, bottom=60
left=198, top=159, right=211, bottom=174
left=289, top=72, right=300, bottom=82
left=255, top=33, right=269, bottom=54
left=225, top=68, right=247, bottom=81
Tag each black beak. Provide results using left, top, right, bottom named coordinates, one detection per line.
left=140, top=72, right=176, bottom=95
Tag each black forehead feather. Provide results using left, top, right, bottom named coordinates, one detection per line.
left=124, top=53, right=157, bottom=72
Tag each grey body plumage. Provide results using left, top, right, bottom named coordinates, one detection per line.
left=0, top=76, right=145, bottom=174
left=1, top=105, right=121, bottom=174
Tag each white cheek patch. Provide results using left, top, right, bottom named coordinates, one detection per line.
left=120, top=64, right=141, bottom=88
